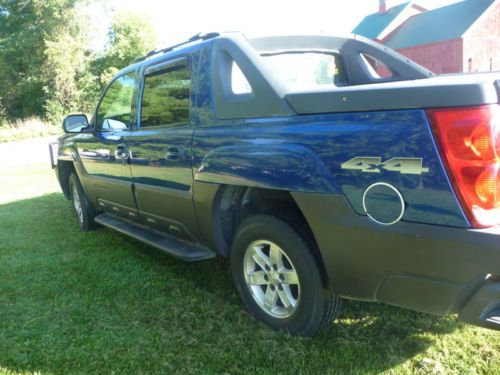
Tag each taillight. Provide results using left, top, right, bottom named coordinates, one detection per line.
left=428, top=105, right=500, bottom=228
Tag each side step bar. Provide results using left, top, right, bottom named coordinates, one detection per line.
left=485, top=310, right=500, bottom=325
left=95, top=213, right=216, bottom=261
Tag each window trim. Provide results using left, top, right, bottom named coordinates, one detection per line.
left=138, top=56, right=192, bottom=130
left=93, top=71, right=137, bottom=131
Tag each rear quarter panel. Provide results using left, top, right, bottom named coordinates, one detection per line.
left=192, top=110, right=468, bottom=228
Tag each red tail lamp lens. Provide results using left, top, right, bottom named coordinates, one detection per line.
left=475, top=165, right=500, bottom=207
left=428, top=105, right=500, bottom=228
left=469, top=124, right=494, bottom=159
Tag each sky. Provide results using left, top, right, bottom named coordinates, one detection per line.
left=91, top=0, right=462, bottom=49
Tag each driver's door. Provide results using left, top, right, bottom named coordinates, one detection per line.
left=76, top=71, right=137, bottom=219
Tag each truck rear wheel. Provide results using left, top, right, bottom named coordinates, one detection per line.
left=69, top=173, right=97, bottom=231
left=230, top=214, right=340, bottom=336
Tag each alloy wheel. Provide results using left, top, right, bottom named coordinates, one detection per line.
left=243, top=240, right=301, bottom=318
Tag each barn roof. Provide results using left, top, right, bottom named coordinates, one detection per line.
left=352, top=2, right=410, bottom=39
left=385, top=0, right=496, bottom=49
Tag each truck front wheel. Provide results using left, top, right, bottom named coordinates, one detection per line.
left=230, top=215, right=340, bottom=336
left=69, top=173, right=97, bottom=231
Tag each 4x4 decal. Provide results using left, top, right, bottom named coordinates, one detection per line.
left=341, top=157, right=429, bottom=175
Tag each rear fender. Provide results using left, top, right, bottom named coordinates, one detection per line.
left=194, top=144, right=339, bottom=193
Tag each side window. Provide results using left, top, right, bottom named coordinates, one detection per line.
left=140, top=60, right=191, bottom=127
left=96, top=72, right=136, bottom=130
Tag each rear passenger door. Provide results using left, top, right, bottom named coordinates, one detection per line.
left=129, top=57, right=199, bottom=241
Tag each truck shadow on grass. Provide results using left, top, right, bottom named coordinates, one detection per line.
left=0, top=193, right=460, bottom=375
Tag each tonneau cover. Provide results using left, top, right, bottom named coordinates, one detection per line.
left=285, top=72, right=500, bottom=114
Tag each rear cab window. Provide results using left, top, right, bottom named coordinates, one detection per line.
left=261, top=52, right=348, bottom=90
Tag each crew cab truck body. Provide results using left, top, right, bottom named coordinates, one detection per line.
left=52, top=32, right=500, bottom=336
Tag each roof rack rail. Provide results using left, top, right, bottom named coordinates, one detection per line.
left=135, top=32, right=220, bottom=63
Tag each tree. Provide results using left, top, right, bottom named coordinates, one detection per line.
left=42, top=3, right=99, bottom=123
left=0, top=3, right=158, bottom=124
left=92, top=11, right=157, bottom=90
left=0, top=0, right=84, bottom=120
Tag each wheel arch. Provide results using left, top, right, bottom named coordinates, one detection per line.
left=196, top=183, right=330, bottom=288
left=57, top=160, right=77, bottom=199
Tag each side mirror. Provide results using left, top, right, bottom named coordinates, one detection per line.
left=63, top=114, right=90, bottom=133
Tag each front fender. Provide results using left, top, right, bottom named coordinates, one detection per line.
left=194, top=144, right=340, bottom=193
left=57, top=134, right=79, bottom=162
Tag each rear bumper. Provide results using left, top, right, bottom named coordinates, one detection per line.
left=459, top=279, right=500, bottom=330
left=292, top=192, right=500, bottom=330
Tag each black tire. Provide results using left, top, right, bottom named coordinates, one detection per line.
left=69, top=172, right=97, bottom=231
left=230, top=214, right=340, bottom=337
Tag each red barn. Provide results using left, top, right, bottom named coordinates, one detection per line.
left=353, top=0, right=500, bottom=74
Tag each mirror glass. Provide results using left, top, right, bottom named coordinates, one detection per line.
left=63, top=114, right=89, bottom=133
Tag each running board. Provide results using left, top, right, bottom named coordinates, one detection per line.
left=95, top=213, right=215, bottom=261
left=485, top=309, right=500, bottom=326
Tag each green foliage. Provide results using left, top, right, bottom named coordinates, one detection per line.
left=0, top=99, right=6, bottom=126
left=43, top=17, right=96, bottom=124
left=0, top=3, right=157, bottom=127
left=107, top=11, right=157, bottom=67
left=91, top=11, right=157, bottom=91
left=0, top=0, right=81, bottom=121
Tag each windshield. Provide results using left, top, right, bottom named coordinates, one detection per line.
left=262, top=52, right=348, bottom=90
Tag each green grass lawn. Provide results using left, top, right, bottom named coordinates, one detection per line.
left=0, top=152, right=499, bottom=374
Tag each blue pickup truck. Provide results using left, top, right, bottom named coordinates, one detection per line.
left=51, top=32, right=500, bottom=336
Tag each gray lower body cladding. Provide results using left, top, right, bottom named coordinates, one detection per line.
left=292, top=192, right=500, bottom=328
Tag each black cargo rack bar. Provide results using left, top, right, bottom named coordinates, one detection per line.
left=135, top=32, right=220, bottom=63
